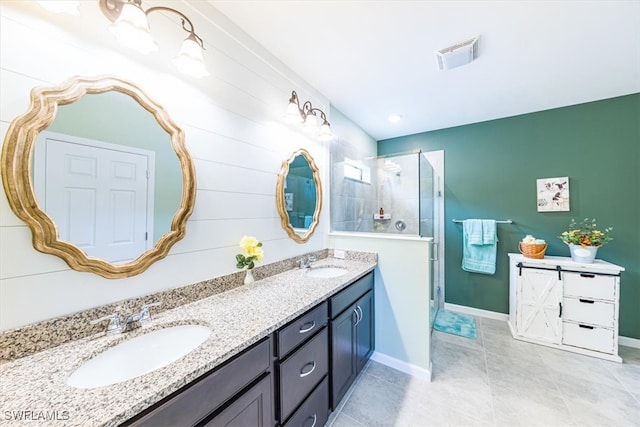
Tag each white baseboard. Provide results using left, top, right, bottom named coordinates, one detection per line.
left=370, top=351, right=432, bottom=382
left=445, top=303, right=640, bottom=349
left=443, top=303, right=509, bottom=321
left=619, top=336, right=640, bottom=349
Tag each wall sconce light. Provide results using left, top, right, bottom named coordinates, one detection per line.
left=285, top=91, right=334, bottom=142
left=99, top=0, right=209, bottom=78
left=37, top=1, right=81, bottom=15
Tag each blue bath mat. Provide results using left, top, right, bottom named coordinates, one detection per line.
left=434, top=310, right=477, bottom=339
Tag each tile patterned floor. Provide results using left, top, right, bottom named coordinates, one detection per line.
left=327, top=316, right=640, bottom=427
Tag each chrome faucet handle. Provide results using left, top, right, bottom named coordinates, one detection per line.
left=307, top=255, right=317, bottom=263
left=139, top=301, right=162, bottom=325
left=91, top=313, right=123, bottom=335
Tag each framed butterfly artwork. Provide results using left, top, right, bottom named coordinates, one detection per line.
left=537, top=177, right=570, bottom=212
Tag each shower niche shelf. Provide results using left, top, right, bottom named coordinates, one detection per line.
left=373, top=214, right=391, bottom=220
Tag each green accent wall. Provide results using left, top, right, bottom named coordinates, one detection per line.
left=379, top=94, right=640, bottom=340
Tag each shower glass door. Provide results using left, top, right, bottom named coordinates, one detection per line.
left=418, top=153, right=438, bottom=328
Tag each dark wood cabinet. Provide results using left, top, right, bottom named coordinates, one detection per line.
left=275, top=303, right=329, bottom=425
left=283, top=377, right=329, bottom=427
left=329, top=272, right=374, bottom=410
left=202, top=374, right=272, bottom=427
left=121, top=338, right=273, bottom=427
left=277, top=328, right=328, bottom=422
left=355, top=290, right=374, bottom=373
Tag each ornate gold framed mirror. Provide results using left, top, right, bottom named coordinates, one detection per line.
left=1, top=75, right=196, bottom=278
left=276, top=149, right=322, bottom=243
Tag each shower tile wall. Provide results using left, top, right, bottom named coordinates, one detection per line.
left=375, top=154, right=419, bottom=234
left=330, top=142, right=422, bottom=235
left=330, top=140, right=376, bottom=232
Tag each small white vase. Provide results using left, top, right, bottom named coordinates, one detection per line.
left=569, top=244, right=598, bottom=264
left=244, top=269, right=255, bottom=285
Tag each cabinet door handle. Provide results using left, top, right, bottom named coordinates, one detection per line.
left=578, top=299, right=595, bottom=304
left=559, top=302, right=562, bottom=318
left=580, top=273, right=596, bottom=278
left=299, top=321, right=316, bottom=334
left=578, top=324, right=595, bottom=330
left=299, top=361, right=316, bottom=378
left=305, top=414, right=317, bottom=427
left=353, top=307, right=362, bottom=326
left=357, top=306, right=364, bottom=323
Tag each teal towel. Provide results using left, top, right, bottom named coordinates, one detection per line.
left=462, top=219, right=497, bottom=275
left=466, top=218, right=484, bottom=245
left=303, top=215, right=313, bottom=228
left=482, top=219, right=496, bottom=244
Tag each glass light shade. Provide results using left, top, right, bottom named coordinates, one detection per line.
left=318, top=122, right=334, bottom=141
left=37, top=1, right=80, bottom=15
left=109, top=3, right=157, bottom=54
left=284, top=101, right=303, bottom=123
left=172, top=36, right=209, bottom=78
left=303, top=113, right=320, bottom=132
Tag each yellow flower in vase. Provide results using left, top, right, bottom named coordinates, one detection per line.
left=236, top=236, right=264, bottom=270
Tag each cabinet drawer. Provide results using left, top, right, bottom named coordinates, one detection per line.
left=277, top=302, right=328, bottom=358
left=279, top=328, right=328, bottom=422
left=330, top=272, right=373, bottom=318
left=203, top=374, right=272, bottom=427
left=126, top=338, right=271, bottom=427
left=563, top=272, right=616, bottom=301
left=563, top=322, right=614, bottom=354
left=563, top=297, right=615, bottom=328
left=283, top=376, right=329, bottom=427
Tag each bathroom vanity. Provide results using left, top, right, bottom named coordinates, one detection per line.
left=124, top=271, right=374, bottom=426
left=508, top=253, right=624, bottom=362
left=0, top=255, right=376, bottom=427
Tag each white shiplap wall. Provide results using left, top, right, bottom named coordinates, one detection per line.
left=0, top=1, right=332, bottom=331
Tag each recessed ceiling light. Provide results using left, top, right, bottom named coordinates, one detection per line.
left=388, top=114, right=402, bottom=123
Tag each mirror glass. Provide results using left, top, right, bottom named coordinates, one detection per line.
left=33, top=92, right=182, bottom=264
left=1, top=76, right=196, bottom=278
left=276, top=149, right=322, bottom=243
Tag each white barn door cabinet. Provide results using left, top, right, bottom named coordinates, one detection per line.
left=508, top=254, right=625, bottom=362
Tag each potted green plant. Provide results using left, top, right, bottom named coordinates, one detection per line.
left=558, top=218, right=612, bottom=263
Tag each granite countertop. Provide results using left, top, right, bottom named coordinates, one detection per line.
left=0, top=257, right=376, bottom=426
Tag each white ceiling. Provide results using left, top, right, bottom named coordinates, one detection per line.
left=209, top=0, right=640, bottom=141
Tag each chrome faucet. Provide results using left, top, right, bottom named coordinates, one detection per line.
left=91, top=302, right=162, bottom=335
left=297, top=255, right=317, bottom=269
left=90, top=313, right=124, bottom=336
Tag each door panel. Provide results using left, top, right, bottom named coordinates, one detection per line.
left=517, top=269, right=562, bottom=343
left=42, top=136, right=150, bottom=263
left=355, top=292, right=374, bottom=372
left=330, top=304, right=356, bottom=409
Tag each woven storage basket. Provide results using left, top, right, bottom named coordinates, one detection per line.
left=518, top=242, right=547, bottom=259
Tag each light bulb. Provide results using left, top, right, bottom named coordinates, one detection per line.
left=303, top=113, right=319, bottom=133
left=37, top=1, right=80, bottom=15
left=284, top=101, right=303, bottom=123
left=109, top=3, right=157, bottom=54
left=172, top=36, right=209, bottom=78
left=318, top=121, right=334, bottom=141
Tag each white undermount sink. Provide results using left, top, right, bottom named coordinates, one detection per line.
left=306, top=266, right=348, bottom=278
left=67, top=324, right=212, bottom=389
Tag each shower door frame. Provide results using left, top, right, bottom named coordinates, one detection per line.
left=423, top=150, right=445, bottom=310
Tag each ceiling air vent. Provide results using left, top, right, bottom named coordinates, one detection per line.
left=436, top=36, right=479, bottom=71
